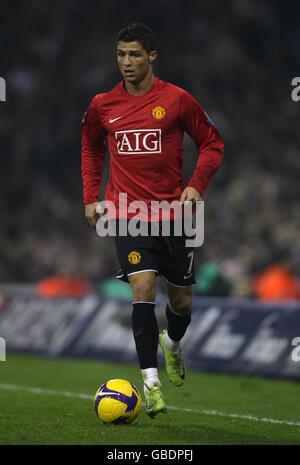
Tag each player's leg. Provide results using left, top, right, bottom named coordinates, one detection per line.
left=129, top=270, right=158, bottom=381
left=164, top=281, right=192, bottom=344
left=159, top=282, right=192, bottom=386
left=157, top=221, right=194, bottom=386
left=164, top=282, right=192, bottom=354
left=114, top=222, right=167, bottom=417
left=128, top=270, right=167, bottom=417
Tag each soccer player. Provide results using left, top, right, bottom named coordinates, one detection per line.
left=81, top=23, right=224, bottom=418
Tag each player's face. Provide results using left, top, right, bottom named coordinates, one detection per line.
left=117, top=41, right=156, bottom=84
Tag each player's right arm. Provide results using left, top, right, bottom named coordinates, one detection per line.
left=81, top=95, right=106, bottom=228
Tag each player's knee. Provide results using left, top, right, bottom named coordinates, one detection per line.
left=131, top=280, right=156, bottom=302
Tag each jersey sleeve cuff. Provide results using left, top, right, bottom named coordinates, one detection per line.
left=187, top=180, right=204, bottom=196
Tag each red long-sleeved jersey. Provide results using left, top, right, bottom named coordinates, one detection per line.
left=81, top=77, right=224, bottom=216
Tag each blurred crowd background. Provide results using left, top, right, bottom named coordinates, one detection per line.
left=0, top=0, right=299, bottom=299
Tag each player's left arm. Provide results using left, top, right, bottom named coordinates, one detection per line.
left=179, top=90, right=224, bottom=202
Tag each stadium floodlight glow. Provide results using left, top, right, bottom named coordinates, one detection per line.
left=0, top=77, right=6, bottom=102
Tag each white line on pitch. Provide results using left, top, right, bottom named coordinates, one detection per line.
left=0, top=383, right=92, bottom=400
left=0, top=382, right=299, bottom=427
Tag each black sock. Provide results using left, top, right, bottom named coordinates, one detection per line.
left=132, top=302, right=158, bottom=369
left=166, top=303, right=191, bottom=342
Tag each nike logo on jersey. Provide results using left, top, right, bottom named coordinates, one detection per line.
left=109, top=116, right=122, bottom=123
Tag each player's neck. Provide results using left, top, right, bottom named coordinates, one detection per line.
left=124, top=71, right=154, bottom=96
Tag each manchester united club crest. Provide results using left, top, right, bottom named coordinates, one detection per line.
left=152, top=106, right=166, bottom=120
left=128, top=251, right=142, bottom=265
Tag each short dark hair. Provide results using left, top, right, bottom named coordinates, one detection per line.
left=116, top=23, right=157, bottom=54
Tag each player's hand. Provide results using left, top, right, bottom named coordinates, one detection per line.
left=85, top=202, right=101, bottom=229
left=180, top=187, right=202, bottom=205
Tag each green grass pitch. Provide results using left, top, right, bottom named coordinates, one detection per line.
left=0, top=353, right=300, bottom=444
